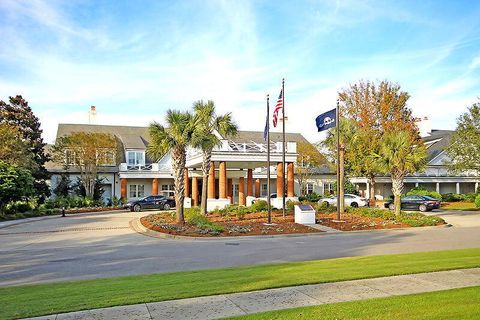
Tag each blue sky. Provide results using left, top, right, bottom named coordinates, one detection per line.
left=1, top=0, right=479, bottom=143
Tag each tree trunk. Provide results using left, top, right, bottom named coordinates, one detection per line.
left=200, top=149, right=212, bottom=215
left=369, top=175, right=376, bottom=207
left=172, top=146, right=186, bottom=224
left=391, top=171, right=404, bottom=216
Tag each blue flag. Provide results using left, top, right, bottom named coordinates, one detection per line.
left=315, top=108, right=336, bottom=132
left=263, top=109, right=269, bottom=141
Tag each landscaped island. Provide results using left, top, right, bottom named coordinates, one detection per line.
left=140, top=201, right=446, bottom=237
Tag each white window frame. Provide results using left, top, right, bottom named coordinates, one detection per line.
left=129, top=184, right=145, bottom=198
left=126, top=151, right=145, bottom=167
left=306, top=183, right=314, bottom=194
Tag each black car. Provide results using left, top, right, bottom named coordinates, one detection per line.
left=124, top=195, right=175, bottom=212
left=384, top=195, right=440, bottom=212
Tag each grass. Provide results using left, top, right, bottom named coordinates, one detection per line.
left=227, top=286, right=480, bottom=320
left=442, top=202, right=479, bottom=211
left=1, top=249, right=479, bottom=319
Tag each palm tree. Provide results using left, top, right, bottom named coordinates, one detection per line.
left=374, top=131, right=427, bottom=215
left=192, top=100, right=238, bottom=215
left=148, top=110, right=196, bottom=224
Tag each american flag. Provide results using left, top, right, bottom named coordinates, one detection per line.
left=272, top=88, right=283, bottom=127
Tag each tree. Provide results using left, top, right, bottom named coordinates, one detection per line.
left=0, top=161, right=34, bottom=214
left=374, top=131, right=427, bottom=215
left=53, top=173, right=71, bottom=198
left=192, top=100, right=238, bottom=214
left=148, top=110, right=197, bottom=224
left=445, top=100, right=480, bottom=175
left=51, top=132, right=118, bottom=198
left=337, top=80, right=419, bottom=205
left=0, top=95, right=50, bottom=200
left=0, top=123, right=37, bottom=170
left=296, top=141, right=328, bottom=196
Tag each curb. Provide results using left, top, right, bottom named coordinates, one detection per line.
left=130, top=218, right=452, bottom=241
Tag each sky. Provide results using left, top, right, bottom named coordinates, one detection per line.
left=1, top=0, right=479, bottom=143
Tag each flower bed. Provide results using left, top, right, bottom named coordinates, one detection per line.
left=140, top=209, right=321, bottom=237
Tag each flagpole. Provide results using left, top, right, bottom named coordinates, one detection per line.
left=266, top=94, right=272, bottom=224
left=282, top=78, right=286, bottom=217
left=336, top=99, right=341, bottom=220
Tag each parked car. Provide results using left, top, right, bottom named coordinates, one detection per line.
left=383, top=195, right=440, bottom=212
left=318, top=194, right=368, bottom=208
left=124, top=195, right=175, bottom=212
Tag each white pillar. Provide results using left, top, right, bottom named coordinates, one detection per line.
left=366, top=182, right=370, bottom=199
left=436, top=182, right=440, bottom=193
left=415, top=182, right=419, bottom=188
left=456, top=182, right=460, bottom=194
left=475, top=182, right=479, bottom=193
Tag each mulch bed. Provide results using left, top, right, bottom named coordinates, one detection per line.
left=141, top=211, right=321, bottom=237
left=316, top=212, right=410, bottom=231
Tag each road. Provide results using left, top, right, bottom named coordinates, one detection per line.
left=1, top=210, right=479, bottom=287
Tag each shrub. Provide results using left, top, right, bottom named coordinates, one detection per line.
left=465, top=193, right=478, bottom=203
left=406, top=187, right=442, bottom=200
left=441, top=193, right=467, bottom=202
left=475, top=194, right=480, bottom=208
left=184, top=208, right=224, bottom=234
left=304, top=193, right=321, bottom=202
left=286, top=200, right=301, bottom=211
left=251, top=200, right=268, bottom=212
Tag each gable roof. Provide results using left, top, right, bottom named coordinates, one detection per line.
left=422, top=130, right=454, bottom=162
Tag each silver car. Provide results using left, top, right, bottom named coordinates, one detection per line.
left=319, top=194, right=368, bottom=208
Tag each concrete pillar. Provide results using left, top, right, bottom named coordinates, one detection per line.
left=219, top=161, right=227, bottom=199
left=456, top=182, right=460, bottom=194
left=247, top=169, right=253, bottom=197
left=415, top=182, right=419, bottom=188
left=208, top=161, right=216, bottom=199
left=276, top=162, right=284, bottom=197
left=239, top=177, right=245, bottom=206
left=287, top=162, right=294, bottom=197
left=436, top=182, right=440, bottom=193
left=475, top=182, right=479, bottom=193
left=152, top=178, right=158, bottom=196
left=255, top=178, right=261, bottom=198
left=120, top=178, right=127, bottom=199
left=184, top=169, right=190, bottom=197
left=192, top=177, right=199, bottom=207
left=227, top=178, right=233, bottom=204
left=366, top=182, right=370, bottom=199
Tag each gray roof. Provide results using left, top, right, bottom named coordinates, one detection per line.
left=422, top=130, right=454, bottom=162
left=56, top=124, right=150, bottom=149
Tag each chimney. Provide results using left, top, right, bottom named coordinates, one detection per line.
left=417, top=116, right=431, bottom=137
left=88, top=105, right=97, bottom=124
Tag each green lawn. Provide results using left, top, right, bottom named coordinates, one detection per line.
left=1, top=248, right=480, bottom=319
left=442, top=202, right=479, bottom=211
left=228, top=286, right=480, bottom=320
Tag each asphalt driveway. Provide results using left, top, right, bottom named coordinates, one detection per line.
left=1, top=209, right=479, bottom=287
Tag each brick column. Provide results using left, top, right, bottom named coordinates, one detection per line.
left=192, top=176, right=199, bottom=206
left=276, top=162, right=284, bottom=197
left=227, top=178, right=233, bottom=204
left=255, top=178, right=260, bottom=198
left=184, top=169, right=190, bottom=197
left=152, top=178, right=159, bottom=196
left=239, top=177, right=245, bottom=206
left=287, top=162, right=294, bottom=197
left=121, top=178, right=127, bottom=199
left=208, top=161, right=216, bottom=199
left=219, top=161, right=227, bottom=199
left=247, top=169, right=253, bottom=197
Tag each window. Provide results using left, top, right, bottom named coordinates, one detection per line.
left=323, top=182, right=334, bottom=195
left=65, top=150, right=78, bottom=165
left=162, top=184, right=174, bottom=191
left=129, top=184, right=145, bottom=198
left=306, top=183, right=314, bottom=194
left=261, top=184, right=268, bottom=196
left=127, top=151, right=145, bottom=167
left=97, top=149, right=116, bottom=165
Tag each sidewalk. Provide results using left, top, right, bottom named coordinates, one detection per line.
left=24, top=268, right=480, bottom=320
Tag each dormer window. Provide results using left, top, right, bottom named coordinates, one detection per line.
left=127, top=151, right=145, bottom=167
